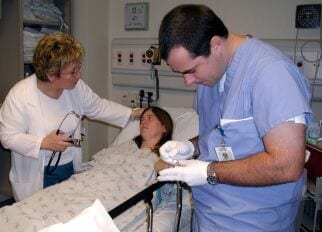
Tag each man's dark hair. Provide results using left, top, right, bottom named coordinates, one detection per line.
left=159, top=4, right=228, bottom=60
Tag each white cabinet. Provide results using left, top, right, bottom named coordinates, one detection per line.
left=0, top=0, right=72, bottom=101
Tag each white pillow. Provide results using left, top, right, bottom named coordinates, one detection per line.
left=113, top=107, right=199, bottom=145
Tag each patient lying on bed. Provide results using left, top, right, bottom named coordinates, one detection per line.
left=0, top=107, right=193, bottom=232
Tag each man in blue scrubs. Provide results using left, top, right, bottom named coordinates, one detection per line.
left=156, top=4, right=313, bottom=231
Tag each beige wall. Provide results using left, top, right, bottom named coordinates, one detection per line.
left=108, top=0, right=320, bottom=39
left=72, top=1, right=111, bottom=160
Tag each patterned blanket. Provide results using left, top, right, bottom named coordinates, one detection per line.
left=0, top=141, right=160, bottom=232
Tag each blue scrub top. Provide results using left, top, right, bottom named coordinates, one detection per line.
left=193, top=38, right=313, bottom=231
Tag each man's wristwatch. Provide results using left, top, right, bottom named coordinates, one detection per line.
left=207, top=161, right=219, bottom=185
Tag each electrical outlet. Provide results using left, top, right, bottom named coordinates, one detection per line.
left=112, top=47, right=150, bottom=71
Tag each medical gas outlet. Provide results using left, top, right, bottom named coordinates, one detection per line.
left=146, top=46, right=161, bottom=65
left=111, top=38, right=195, bottom=91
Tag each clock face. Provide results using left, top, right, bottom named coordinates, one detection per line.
left=295, top=4, right=321, bottom=28
left=124, top=3, right=149, bottom=30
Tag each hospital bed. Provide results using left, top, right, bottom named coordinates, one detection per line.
left=0, top=107, right=198, bottom=232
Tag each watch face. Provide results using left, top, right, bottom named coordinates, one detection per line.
left=207, top=162, right=218, bottom=185
left=295, top=4, right=321, bottom=28
left=207, top=175, right=218, bottom=185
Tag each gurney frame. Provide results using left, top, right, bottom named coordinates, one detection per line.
left=109, top=181, right=183, bottom=232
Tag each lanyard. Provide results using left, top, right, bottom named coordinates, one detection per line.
left=214, top=72, right=228, bottom=147
left=214, top=124, right=226, bottom=147
left=212, top=72, right=237, bottom=162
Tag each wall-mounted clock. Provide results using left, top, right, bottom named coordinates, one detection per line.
left=124, top=3, right=149, bottom=31
left=295, top=4, right=321, bottom=28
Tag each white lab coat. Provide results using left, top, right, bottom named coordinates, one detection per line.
left=0, top=75, right=131, bottom=201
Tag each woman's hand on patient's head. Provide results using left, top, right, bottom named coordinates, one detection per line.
left=41, top=130, right=73, bottom=152
left=131, top=108, right=144, bottom=120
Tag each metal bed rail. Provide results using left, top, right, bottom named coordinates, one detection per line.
left=108, top=181, right=183, bottom=232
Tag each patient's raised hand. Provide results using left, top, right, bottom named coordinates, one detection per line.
left=154, top=159, right=173, bottom=173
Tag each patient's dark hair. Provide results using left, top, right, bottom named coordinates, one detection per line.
left=134, top=107, right=173, bottom=155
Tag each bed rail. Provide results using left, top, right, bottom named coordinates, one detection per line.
left=108, top=181, right=183, bottom=232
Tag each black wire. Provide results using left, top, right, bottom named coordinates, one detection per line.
left=45, top=112, right=82, bottom=175
left=46, top=151, right=62, bottom=175
left=45, top=129, right=63, bottom=174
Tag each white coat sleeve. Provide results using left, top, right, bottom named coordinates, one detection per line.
left=76, top=80, right=132, bottom=128
left=0, top=87, right=42, bottom=159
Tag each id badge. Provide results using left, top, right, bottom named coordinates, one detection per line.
left=215, top=146, right=235, bottom=161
